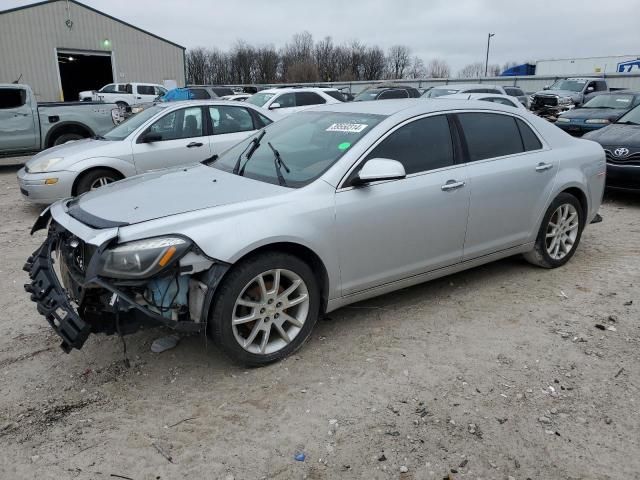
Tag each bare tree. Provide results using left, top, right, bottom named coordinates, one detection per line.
left=314, top=36, right=335, bottom=81
left=458, top=62, right=485, bottom=78
left=426, top=58, right=451, bottom=78
left=362, top=46, right=386, bottom=80
left=186, top=47, right=209, bottom=84
left=386, top=45, right=411, bottom=79
left=230, top=41, right=256, bottom=84
left=286, top=62, right=319, bottom=83
left=487, top=63, right=501, bottom=77
left=255, top=45, right=279, bottom=84
left=406, top=56, right=426, bottom=79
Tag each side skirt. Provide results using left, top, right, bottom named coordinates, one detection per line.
left=326, top=243, right=533, bottom=313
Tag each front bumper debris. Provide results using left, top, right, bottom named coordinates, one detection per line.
left=24, top=223, right=202, bottom=353
left=23, top=239, right=90, bottom=352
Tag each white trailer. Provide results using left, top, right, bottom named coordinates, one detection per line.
left=535, top=55, right=640, bottom=76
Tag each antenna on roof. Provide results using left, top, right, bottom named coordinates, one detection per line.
left=13, top=73, right=23, bottom=84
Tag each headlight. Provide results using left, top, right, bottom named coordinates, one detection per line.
left=558, top=97, right=574, bottom=105
left=585, top=119, right=610, bottom=124
left=27, top=157, right=64, bottom=173
left=555, top=117, right=570, bottom=123
left=99, top=237, right=191, bottom=279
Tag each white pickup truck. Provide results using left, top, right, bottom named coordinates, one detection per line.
left=83, top=82, right=167, bottom=108
left=0, top=84, right=119, bottom=157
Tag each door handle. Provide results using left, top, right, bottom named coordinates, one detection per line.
left=441, top=180, right=466, bottom=191
left=187, top=142, right=203, bottom=148
left=535, top=162, right=553, bottom=172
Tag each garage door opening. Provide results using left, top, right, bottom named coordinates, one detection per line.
left=57, top=50, right=113, bottom=102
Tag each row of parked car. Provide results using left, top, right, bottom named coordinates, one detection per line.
left=21, top=87, right=607, bottom=366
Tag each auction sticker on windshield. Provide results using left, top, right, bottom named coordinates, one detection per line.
left=326, top=123, right=368, bottom=133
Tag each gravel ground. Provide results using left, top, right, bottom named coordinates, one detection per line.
left=0, top=165, right=638, bottom=480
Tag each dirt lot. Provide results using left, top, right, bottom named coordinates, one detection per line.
left=0, top=165, right=638, bottom=480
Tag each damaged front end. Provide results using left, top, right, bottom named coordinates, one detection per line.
left=24, top=207, right=228, bottom=353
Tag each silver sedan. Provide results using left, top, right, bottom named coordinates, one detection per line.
left=24, top=99, right=605, bottom=365
left=17, top=100, right=277, bottom=204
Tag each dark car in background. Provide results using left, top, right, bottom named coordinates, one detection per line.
left=503, top=86, right=529, bottom=108
left=583, top=104, right=640, bottom=191
left=556, top=91, right=640, bottom=136
left=354, top=85, right=421, bottom=101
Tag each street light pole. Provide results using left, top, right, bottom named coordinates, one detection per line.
left=485, top=33, right=495, bottom=77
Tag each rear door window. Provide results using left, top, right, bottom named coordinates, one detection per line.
left=458, top=112, right=524, bottom=161
left=482, top=97, right=518, bottom=108
left=516, top=119, right=543, bottom=151
left=324, top=90, right=345, bottom=102
left=137, top=85, right=155, bottom=95
left=0, top=88, right=27, bottom=108
left=365, top=115, right=454, bottom=174
left=209, top=106, right=255, bottom=134
left=295, top=92, right=327, bottom=106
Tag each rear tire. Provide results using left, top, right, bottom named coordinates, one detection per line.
left=208, top=252, right=320, bottom=366
left=524, top=193, right=584, bottom=268
left=75, top=168, right=122, bottom=195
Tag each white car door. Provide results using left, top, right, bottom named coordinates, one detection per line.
left=268, top=92, right=298, bottom=116
left=130, top=106, right=212, bottom=172
left=135, top=85, right=160, bottom=104
left=207, top=105, right=260, bottom=155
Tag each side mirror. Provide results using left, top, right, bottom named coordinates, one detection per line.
left=586, top=86, right=594, bottom=92
left=269, top=102, right=281, bottom=110
left=140, top=132, right=162, bottom=143
left=352, top=158, right=406, bottom=186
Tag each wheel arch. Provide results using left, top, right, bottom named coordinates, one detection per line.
left=44, top=122, right=95, bottom=148
left=560, top=186, right=588, bottom=221
left=223, top=241, right=331, bottom=315
left=71, top=165, right=126, bottom=195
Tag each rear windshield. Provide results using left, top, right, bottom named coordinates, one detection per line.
left=325, top=90, right=346, bottom=102
left=353, top=90, right=382, bottom=101
left=212, top=111, right=385, bottom=187
left=583, top=94, right=634, bottom=109
left=212, top=87, right=235, bottom=97
left=423, top=88, right=460, bottom=98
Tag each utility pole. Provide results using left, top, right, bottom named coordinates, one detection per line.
left=485, top=33, right=495, bottom=77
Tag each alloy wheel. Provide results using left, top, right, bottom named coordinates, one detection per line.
left=232, top=269, right=310, bottom=355
left=545, top=203, right=579, bottom=260
left=89, top=176, right=116, bottom=190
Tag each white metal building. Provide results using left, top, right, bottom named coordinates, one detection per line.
left=0, top=0, right=186, bottom=102
left=535, top=55, right=640, bottom=76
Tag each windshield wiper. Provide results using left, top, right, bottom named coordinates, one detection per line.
left=267, top=141, right=290, bottom=187
left=616, top=120, right=640, bottom=125
left=235, top=130, right=266, bottom=175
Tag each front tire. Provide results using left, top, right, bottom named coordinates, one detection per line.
left=209, top=252, right=320, bottom=366
left=52, top=132, right=84, bottom=146
left=524, top=193, right=584, bottom=268
left=75, top=168, right=122, bottom=195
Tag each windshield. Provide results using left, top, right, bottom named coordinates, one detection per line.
left=212, top=111, right=386, bottom=187
left=616, top=104, right=640, bottom=125
left=103, top=105, right=165, bottom=141
left=583, top=94, right=634, bottom=109
left=246, top=92, right=276, bottom=107
left=423, top=88, right=460, bottom=98
left=353, top=90, right=381, bottom=101
left=549, top=79, right=587, bottom=92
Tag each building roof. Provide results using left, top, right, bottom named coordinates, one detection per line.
left=0, top=0, right=185, bottom=50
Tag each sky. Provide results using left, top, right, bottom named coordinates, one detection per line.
left=3, top=0, right=638, bottom=73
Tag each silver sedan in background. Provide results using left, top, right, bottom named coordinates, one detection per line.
left=16, top=100, right=277, bottom=204
left=24, top=99, right=605, bottom=366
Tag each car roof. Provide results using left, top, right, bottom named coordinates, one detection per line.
left=443, top=93, right=517, bottom=101
left=432, top=83, right=502, bottom=90
left=310, top=98, right=527, bottom=117
left=258, top=87, right=335, bottom=94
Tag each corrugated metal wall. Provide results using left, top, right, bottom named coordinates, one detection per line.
left=0, top=1, right=185, bottom=101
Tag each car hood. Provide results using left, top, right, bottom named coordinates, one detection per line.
left=69, top=164, right=287, bottom=225
left=26, top=138, right=125, bottom=171
left=583, top=123, right=640, bottom=147
left=559, top=108, right=625, bottom=121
